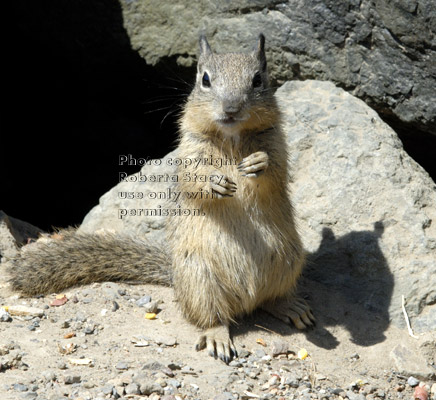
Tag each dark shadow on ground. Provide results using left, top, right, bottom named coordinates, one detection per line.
left=233, top=222, right=393, bottom=350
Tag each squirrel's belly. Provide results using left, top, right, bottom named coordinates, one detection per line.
left=170, top=205, right=301, bottom=317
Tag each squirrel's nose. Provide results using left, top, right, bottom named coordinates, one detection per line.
left=222, top=99, right=242, bottom=116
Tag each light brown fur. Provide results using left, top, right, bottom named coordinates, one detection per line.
left=7, top=35, right=314, bottom=363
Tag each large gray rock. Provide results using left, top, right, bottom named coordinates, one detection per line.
left=276, top=80, right=436, bottom=336
left=119, top=0, right=436, bottom=135
left=80, top=153, right=176, bottom=243
left=390, top=344, right=435, bottom=379
left=0, top=211, right=44, bottom=260
left=81, top=80, right=436, bottom=335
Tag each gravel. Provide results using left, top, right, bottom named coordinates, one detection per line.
left=1, top=279, right=434, bottom=399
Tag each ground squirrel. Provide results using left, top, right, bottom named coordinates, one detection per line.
left=8, top=34, right=314, bottom=363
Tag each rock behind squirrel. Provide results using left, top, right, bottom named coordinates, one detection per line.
left=8, top=34, right=313, bottom=363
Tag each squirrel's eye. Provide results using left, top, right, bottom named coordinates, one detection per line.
left=252, top=72, right=262, bottom=88
left=202, top=72, right=211, bottom=88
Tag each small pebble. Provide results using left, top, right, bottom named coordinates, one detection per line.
left=161, top=367, right=175, bottom=377
left=395, top=384, right=405, bottom=392
left=13, top=383, right=28, bottom=392
left=102, top=283, right=120, bottom=300
left=136, top=295, right=152, bottom=307
left=414, top=386, right=429, bottom=400
left=125, top=383, right=140, bottom=395
left=283, top=373, right=299, bottom=388
left=143, top=360, right=165, bottom=370
left=140, top=382, right=164, bottom=395
left=229, top=360, right=242, bottom=367
left=115, top=361, right=129, bottom=370
left=144, top=300, right=159, bottom=313
left=167, top=379, right=181, bottom=388
left=42, top=370, right=57, bottom=381
left=5, top=305, right=44, bottom=317
left=268, top=375, right=279, bottom=386
left=83, top=324, right=95, bottom=334
left=238, top=349, right=250, bottom=358
left=61, top=320, right=71, bottom=329
left=300, top=387, right=311, bottom=395
left=101, top=384, right=114, bottom=395
left=0, top=309, right=12, bottom=322
left=57, top=362, right=68, bottom=370
left=21, top=392, right=37, bottom=399
left=75, top=312, right=87, bottom=323
left=271, top=340, right=289, bottom=357
left=254, top=349, right=266, bottom=358
left=155, top=336, right=177, bottom=347
left=155, top=376, right=167, bottom=387
left=408, top=376, right=420, bottom=387
left=111, top=301, right=120, bottom=312
left=64, top=375, right=81, bottom=384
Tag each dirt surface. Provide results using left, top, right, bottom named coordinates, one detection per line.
left=0, top=265, right=435, bottom=400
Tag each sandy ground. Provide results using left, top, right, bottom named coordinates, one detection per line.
left=0, top=264, right=435, bottom=400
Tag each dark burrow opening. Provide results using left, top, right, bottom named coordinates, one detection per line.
left=380, top=116, right=436, bottom=181
left=2, top=1, right=195, bottom=231
left=2, top=1, right=435, bottom=232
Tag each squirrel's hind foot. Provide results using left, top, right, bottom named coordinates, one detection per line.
left=261, top=296, right=315, bottom=330
left=195, top=324, right=237, bottom=364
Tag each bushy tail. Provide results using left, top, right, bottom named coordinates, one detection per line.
left=8, top=228, right=172, bottom=296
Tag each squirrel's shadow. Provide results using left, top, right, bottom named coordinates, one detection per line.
left=235, top=221, right=393, bottom=350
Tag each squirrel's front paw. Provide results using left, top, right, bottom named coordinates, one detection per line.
left=210, top=172, right=237, bottom=198
left=238, top=151, right=268, bottom=178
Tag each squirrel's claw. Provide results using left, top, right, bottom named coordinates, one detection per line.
left=238, top=151, right=269, bottom=178
left=210, top=173, right=237, bottom=198
left=261, top=296, right=315, bottom=330
left=195, top=325, right=237, bottom=364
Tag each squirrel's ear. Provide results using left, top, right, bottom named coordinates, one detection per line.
left=199, top=35, right=212, bottom=57
left=256, top=33, right=267, bottom=72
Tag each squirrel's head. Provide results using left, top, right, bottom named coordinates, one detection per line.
left=186, top=34, right=277, bottom=138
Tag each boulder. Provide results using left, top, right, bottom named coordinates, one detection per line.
left=390, top=344, right=435, bottom=379
left=0, top=211, right=44, bottom=260
left=276, top=80, right=435, bottom=336
left=119, top=0, right=436, bottom=135
left=81, top=80, right=436, bottom=334
left=80, top=153, right=176, bottom=244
